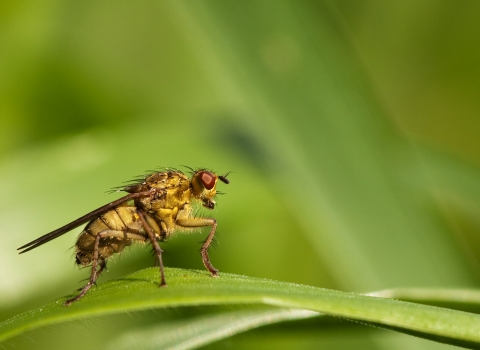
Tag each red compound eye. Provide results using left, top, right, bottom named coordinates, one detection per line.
left=200, top=171, right=216, bottom=190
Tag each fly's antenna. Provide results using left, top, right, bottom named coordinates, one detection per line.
left=219, top=172, right=231, bottom=184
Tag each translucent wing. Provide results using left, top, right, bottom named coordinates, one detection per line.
left=18, top=190, right=156, bottom=254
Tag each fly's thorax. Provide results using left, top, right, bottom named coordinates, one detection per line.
left=146, top=171, right=190, bottom=196
left=125, top=171, right=189, bottom=193
left=133, top=172, right=192, bottom=237
left=131, top=171, right=191, bottom=212
left=148, top=171, right=189, bottom=187
left=135, top=180, right=192, bottom=213
left=154, top=207, right=180, bottom=235
left=155, top=203, right=197, bottom=237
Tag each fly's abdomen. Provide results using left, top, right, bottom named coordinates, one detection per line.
left=75, top=206, right=147, bottom=266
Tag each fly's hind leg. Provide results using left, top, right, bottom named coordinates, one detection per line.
left=65, top=230, right=145, bottom=306
left=176, top=216, right=218, bottom=277
left=137, top=210, right=166, bottom=287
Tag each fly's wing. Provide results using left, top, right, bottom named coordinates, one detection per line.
left=18, top=190, right=156, bottom=254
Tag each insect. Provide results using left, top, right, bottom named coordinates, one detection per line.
left=18, top=168, right=230, bottom=306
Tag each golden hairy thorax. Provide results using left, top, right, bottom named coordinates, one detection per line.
left=129, top=171, right=193, bottom=235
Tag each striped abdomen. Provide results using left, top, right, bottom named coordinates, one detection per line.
left=75, top=206, right=152, bottom=266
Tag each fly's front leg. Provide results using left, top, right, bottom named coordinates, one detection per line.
left=137, top=210, right=166, bottom=287
left=176, top=217, right=218, bottom=277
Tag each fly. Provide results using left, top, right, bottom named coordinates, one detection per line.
left=18, top=168, right=230, bottom=306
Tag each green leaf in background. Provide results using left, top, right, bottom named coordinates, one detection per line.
left=178, top=0, right=477, bottom=291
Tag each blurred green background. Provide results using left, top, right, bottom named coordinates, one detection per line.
left=1, top=1, right=480, bottom=349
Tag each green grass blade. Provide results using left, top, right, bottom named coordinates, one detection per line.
left=107, top=308, right=319, bottom=350
left=110, top=287, right=480, bottom=350
left=370, top=288, right=480, bottom=314
left=1, top=268, right=480, bottom=349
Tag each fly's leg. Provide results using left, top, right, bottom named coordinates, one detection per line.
left=65, top=231, right=104, bottom=306
left=176, top=217, right=218, bottom=277
left=65, top=230, right=145, bottom=306
left=73, top=261, right=107, bottom=291
left=137, top=209, right=166, bottom=287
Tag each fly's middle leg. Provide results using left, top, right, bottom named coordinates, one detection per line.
left=137, top=209, right=166, bottom=287
left=176, top=217, right=218, bottom=277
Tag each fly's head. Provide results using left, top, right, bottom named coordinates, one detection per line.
left=191, top=170, right=229, bottom=210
